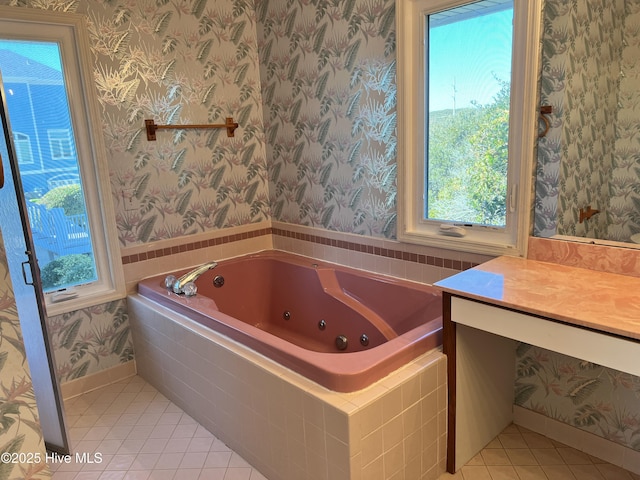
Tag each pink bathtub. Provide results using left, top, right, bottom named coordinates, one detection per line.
left=137, top=250, right=442, bottom=392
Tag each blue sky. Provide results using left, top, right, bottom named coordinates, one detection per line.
left=428, top=6, right=513, bottom=112
left=0, top=40, right=62, bottom=71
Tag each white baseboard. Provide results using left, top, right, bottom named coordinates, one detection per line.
left=60, top=361, right=136, bottom=400
left=514, top=405, right=640, bottom=475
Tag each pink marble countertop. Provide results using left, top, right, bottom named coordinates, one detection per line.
left=434, top=256, right=640, bottom=340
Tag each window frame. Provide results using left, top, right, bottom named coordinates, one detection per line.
left=396, top=0, right=542, bottom=257
left=0, top=6, right=125, bottom=315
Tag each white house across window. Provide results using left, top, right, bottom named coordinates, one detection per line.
left=13, top=131, right=33, bottom=164
left=47, top=129, right=74, bottom=160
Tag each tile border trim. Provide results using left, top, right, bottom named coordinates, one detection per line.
left=121, top=225, right=477, bottom=272
left=271, top=227, right=476, bottom=271
left=121, top=228, right=272, bottom=265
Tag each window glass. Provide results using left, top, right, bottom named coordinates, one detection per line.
left=0, top=40, right=98, bottom=292
left=426, top=1, right=513, bottom=226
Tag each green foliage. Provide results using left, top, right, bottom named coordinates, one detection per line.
left=427, top=81, right=510, bottom=226
left=466, top=83, right=510, bottom=224
left=35, top=184, right=85, bottom=216
left=40, top=254, right=96, bottom=291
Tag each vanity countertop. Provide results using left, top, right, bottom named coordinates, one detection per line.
left=434, top=256, right=640, bottom=340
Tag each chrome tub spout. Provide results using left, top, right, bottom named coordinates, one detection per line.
left=172, top=261, right=218, bottom=294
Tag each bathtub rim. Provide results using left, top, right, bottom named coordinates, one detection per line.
left=154, top=248, right=440, bottom=292
left=129, top=292, right=444, bottom=396
left=136, top=249, right=443, bottom=392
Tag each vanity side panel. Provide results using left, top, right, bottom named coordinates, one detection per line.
left=451, top=297, right=517, bottom=471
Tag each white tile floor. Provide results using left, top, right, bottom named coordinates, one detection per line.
left=54, top=374, right=640, bottom=480
left=51, top=375, right=267, bottom=480
left=438, top=424, right=640, bottom=480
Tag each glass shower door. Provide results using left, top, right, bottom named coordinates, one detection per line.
left=0, top=72, right=69, bottom=453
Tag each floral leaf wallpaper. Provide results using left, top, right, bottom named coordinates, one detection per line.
left=0, top=233, right=49, bottom=479
left=82, top=0, right=271, bottom=246
left=256, top=0, right=398, bottom=238
left=535, top=0, right=640, bottom=241
left=610, top=2, right=640, bottom=241
left=46, top=299, right=132, bottom=383
left=516, top=344, right=640, bottom=452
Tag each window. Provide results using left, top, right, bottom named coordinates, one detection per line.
left=397, top=0, right=542, bottom=256
left=48, top=129, right=74, bottom=160
left=13, top=132, right=33, bottom=164
left=0, top=7, right=125, bottom=315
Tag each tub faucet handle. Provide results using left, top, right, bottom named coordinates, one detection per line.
left=172, top=261, right=218, bottom=294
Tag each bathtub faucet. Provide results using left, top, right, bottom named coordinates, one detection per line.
left=172, top=261, right=218, bottom=294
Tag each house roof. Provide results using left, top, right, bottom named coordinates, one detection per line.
left=0, top=49, right=62, bottom=83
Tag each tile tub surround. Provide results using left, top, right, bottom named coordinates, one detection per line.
left=269, top=223, right=489, bottom=286
left=128, top=294, right=448, bottom=480
left=120, top=221, right=491, bottom=292
left=120, top=221, right=275, bottom=292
